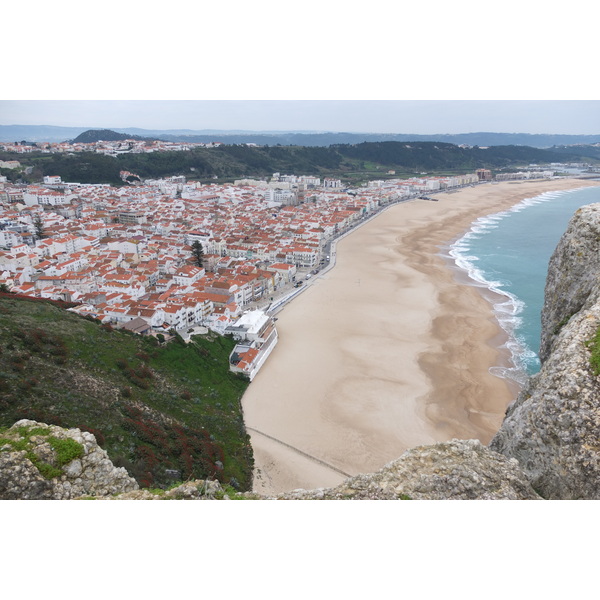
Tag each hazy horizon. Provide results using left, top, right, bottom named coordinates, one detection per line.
left=2, top=101, right=599, bottom=136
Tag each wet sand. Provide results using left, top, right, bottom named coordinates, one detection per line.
left=242, top=178, right=600, bottom=495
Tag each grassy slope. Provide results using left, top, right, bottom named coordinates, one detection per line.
left=0, top=296, right=253, bottom=490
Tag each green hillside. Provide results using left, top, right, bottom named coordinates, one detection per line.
left=71, top=129, right=154, bottom=143
left=3, top=140, right=597, bottom=186
left=0, top=296, right=253, bottom=490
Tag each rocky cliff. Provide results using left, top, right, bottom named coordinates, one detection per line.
left=490, top=203, right=600, bottom=499
left=0, top=420, right=138, bottom=499
left=539, top=203, right=600, bottom=362
left=3, top=203, right=600, bottom=500
left=0, top=425, right=541, bottom=499
left=271, top=439, right=541, bottom=500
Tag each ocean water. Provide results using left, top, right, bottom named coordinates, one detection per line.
left=449, top=182, right=600, bottom=385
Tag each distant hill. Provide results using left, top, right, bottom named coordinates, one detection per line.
left=156, top=131, right=600, bottom=149
left=71, top=129, right=155, bottom=143
left=2, top=124, right=600, bottom=148
left=545, top=144, right=600, bottom=161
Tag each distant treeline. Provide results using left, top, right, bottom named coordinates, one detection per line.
left=1, top=141, right=598, bottom=185
left=4, top=124, right=600, bottom=147
left=155, top=131, right=600, bottom=148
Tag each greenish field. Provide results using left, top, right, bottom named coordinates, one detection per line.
left=0, top=296, right=253, bottom=490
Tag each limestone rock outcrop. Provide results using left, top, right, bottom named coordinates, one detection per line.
left=272, top=439, right=540, bottom=500
left=99, top=439, right=542, bottom=500
left=490, top=305, right=600, bottom=498
left=490, top=203, right=600, bottom=499
left=539, top=203, right=600, bottom=362
left=110, top=480, right=225, bottom=500
left=0, top=419, right=138, bottom=499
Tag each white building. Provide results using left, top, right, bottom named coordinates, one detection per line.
left=298, top=175, right=321, bottom=187
left=323, top=178, right=343, bottom=188
left=0, top=229, right=23, bottom=249
left=23, top=187, right=76, bottom=206
left=172, top=265, right=205, bottom=287
left=225, top=310, right=278, bottom=381
left=264, top=188, right=297, bottom=205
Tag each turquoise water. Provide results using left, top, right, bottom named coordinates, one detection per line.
left=449, top=182, right=600, bottom=384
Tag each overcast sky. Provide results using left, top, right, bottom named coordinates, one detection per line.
left=3, top=2, right=598, bottom=136
left=1, top=100, right=599, bottom=134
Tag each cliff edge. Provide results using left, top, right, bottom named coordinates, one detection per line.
left=539, top=203, right=600, bottom=362
left=490, top=203, right=600, bottom=499
left=0, top=419, right=138, bottom=499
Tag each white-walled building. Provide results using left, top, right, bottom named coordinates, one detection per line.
left=225, top=310, right=279, bottom=380
left=173, top=265, right=205, bottom=287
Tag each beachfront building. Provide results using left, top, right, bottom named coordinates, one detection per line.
left=269, top=262, right=297, bottom=283
left=225, top=310, right=278, bottom=380
left=494, top=171, right=555, bottom=181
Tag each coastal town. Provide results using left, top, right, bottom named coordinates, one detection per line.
left=0, top=137, right=223, bottom=156
left=0, top=152, right=560, bottom=378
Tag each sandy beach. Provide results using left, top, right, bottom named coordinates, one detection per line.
left=242, top=178, right=600, bottom=495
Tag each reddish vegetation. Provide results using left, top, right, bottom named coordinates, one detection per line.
left=116, top=358, right=154, bottom=390
left=77, top=424, right=106, bottom=447
left=122, top=405, right=225, bottom=486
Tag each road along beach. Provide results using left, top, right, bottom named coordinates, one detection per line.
left=242, top=178, right=600, bottom=495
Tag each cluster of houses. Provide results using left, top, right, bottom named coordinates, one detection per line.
left=0, top=168, right=492, bottom=374
left=0, top=138, right=223, bottom=156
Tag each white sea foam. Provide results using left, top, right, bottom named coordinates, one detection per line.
left=447, top=188, right=576, bottom=384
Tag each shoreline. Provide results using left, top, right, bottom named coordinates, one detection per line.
left=242, top=178, right=600, bottom=495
